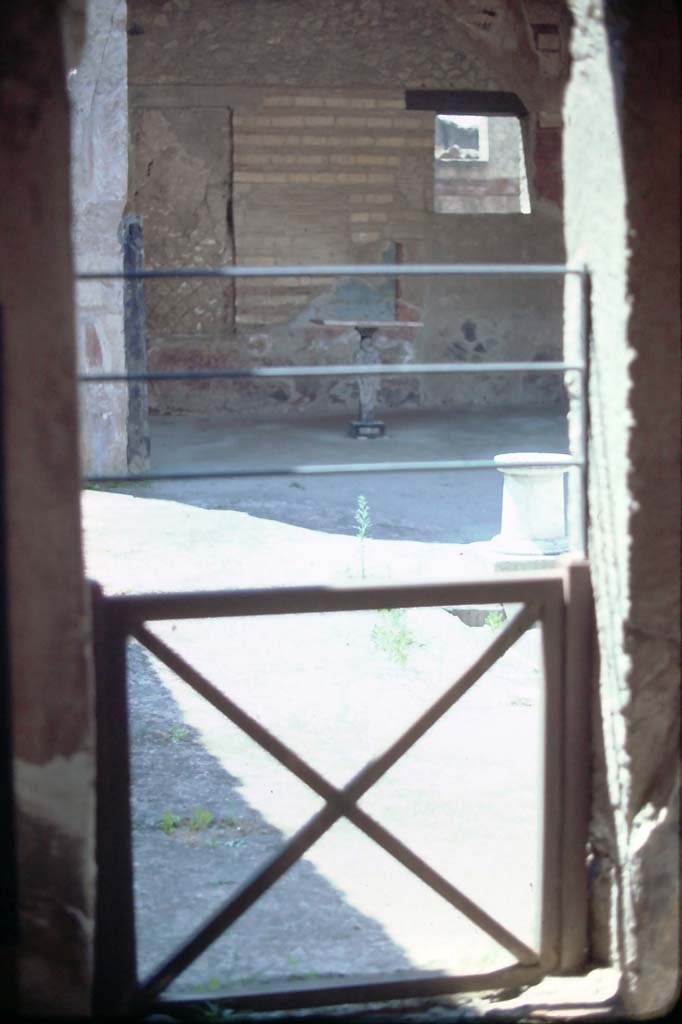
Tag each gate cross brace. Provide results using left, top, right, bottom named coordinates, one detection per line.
left=132, top=601, right=541, bottom=1003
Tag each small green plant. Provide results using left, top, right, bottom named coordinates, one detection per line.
left=159, top=810, right=181, bottom=835
left=192, top=977, right=222, bottom=995
left=354, top=495, right=372, bottom=579
left=372, top=608, right=416, bottom=667
left=169, top=724, right=189, bottom=743
left=484, top=609, right=506, bottom=632
left=190, top=807, right=215, bottom=831
left=284, top=953, right=319, bottom=982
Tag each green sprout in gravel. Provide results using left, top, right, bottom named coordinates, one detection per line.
left=354, top=495, right=372, bottom=579
left=159, top=810, right=181, bottom=835
left=192, top=978, right=222, bottom=995
left=169, top=724, right=189, bottom=743
left=190, top=808, right=215, bottom=831
left=484, top=609, right=506, bottom=632
left=372, top=608, right=416, bottom=667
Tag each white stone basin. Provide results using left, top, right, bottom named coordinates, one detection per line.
left=491, top=452, right=572, bottom=556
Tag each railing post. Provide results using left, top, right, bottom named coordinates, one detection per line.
left=91, top=582, right=137, bottom=1014
left=120, top=214, right=150, bottom=474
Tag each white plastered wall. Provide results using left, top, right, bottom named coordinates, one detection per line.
left=564, top=1, right=680, bottom=1014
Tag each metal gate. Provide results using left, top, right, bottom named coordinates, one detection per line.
left=80, top=262, right=593, bottom=1015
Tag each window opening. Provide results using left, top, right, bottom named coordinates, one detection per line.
left=435, top=115, right=489, bottom=162
left=434, top=115, right=531, bottom=215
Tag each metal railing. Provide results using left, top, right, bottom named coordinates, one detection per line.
left=77, top=261, right=589, bottom=556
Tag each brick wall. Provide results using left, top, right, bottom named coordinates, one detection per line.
left=231, top=88, right=432, bottom=325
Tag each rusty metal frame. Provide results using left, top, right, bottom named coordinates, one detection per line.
left=92, top=567, right=591, bottom=1016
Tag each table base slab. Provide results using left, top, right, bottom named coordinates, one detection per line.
left=349, top=420, right=386, bottom=439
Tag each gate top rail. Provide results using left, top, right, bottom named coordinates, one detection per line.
left=76, top=262, right=587, bottom=280
left=106, top=574, right=565, bottom=627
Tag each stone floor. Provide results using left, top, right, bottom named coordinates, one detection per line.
left=131, top=407, right=571, bottom=544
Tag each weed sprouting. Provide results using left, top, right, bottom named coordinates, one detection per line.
left=354, top=495, right=372, bottom=579
left=484, top=609, right=506, bottom=632
left=159, top=807, right=215, bottom=834
left=159, top=810, right=181, bottom=835
left=372, top=608, right=416, bottom=666
left=190, top=807, right=215, bottom=831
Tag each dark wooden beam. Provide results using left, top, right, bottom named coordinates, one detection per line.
left=405, top=90, right=528, bottom=117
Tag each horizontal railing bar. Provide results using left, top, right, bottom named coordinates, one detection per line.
left=78, top=361, right=585, bottom=383
left=82, top=456, right=581, bottom=486
left=133, top=619, right=539, bottom=966
left=155, top=964, right=544, bottom=1012
left=110, top=577, right=565, bottom=624
left=77, top=262, right=585, bottom=280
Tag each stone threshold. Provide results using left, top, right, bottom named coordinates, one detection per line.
left=151, top=968, right=621, bottom=1023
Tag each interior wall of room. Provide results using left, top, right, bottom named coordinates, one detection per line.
left=127, top=0, right=569, bottom=417
left=564, top=0, right=680, bottom=1015
left=0, top=1, right=95, bottom=1014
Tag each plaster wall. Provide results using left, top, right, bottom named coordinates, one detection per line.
left=564, top=1, right=680, bottom=1014
left=0, top=2, right=95, bottom=1013
left=127, top=0, right=569, bottom=417
left=69, top=0, right=129, bottom=474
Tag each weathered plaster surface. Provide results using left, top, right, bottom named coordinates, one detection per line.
left=0, top=2, right=95, bottom=1014
left=564, top=0, right=680, bottom=1013
left=69, top=0, right=129, bottom=474
left=15, top=753, right=95, bottom=843
left=14, top=755, right=96, bottom=1012
left=130, top=104, right=234, bottom=341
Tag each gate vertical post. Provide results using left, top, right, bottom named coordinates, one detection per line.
left=91, top=583, right=137, bottom=1014
left=558, top=559, right=593, bottom=971
left=538, top=578, right=565, bottom=973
